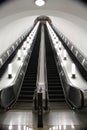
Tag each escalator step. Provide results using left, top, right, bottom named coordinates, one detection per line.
left=20, top=91, right=34, bottom=94
left=49, top=99, right=65, bottom=102
left=17, top=99, right=33, bottom=102
left=12, top=24, right=41, bottom=110
left=45, top=25, right=65, bottom=103
left=49, top=94, right=65, bottom=98
left=49, top=90, right=64, bottom=94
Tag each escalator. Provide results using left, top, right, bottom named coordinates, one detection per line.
left=53, top=28, right=87, bottom=82
left=61, top=40, right=87, bottom=81
left=0, top=33, right=30, bottom=79
left=45, top=25, right=67, bottom=109
left=12, top=25, right=41, bottom=110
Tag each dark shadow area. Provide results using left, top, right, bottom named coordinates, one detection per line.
left=0, top=0, right=12, bottom=6
left=73, top=0, right=87, bottom=5
left=80, top=0, right=87, bottom=4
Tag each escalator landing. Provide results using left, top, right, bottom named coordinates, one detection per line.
left=0, top=108, right=87, bottom=130
left=49, top=102, right=69, bottom=110
left=11, top=102, right=33, bottom=110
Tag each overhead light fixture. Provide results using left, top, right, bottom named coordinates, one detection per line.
left=35, top=0, right=46, bottom=6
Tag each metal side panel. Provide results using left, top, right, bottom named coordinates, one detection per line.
left=0, top=23, right=40, bottom=109
left=0, top=48, right=33, bottom=109
left=68, top=86, right=84, bottom=109
left=0, top=58, right=28, bottom=109
left=1, top=86, right=15, bottom=109
left=57, top=61, right=84, bottom=109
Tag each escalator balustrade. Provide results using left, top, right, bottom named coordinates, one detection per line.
left=45, top=26, right=65, bottom=103
left=12, top=25, right=41, bottom=110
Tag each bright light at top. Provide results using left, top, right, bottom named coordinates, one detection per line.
left=9, top=125, right=12, bottom=130
left=35, top=0, right=45, bottom=6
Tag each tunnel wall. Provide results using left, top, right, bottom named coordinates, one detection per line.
left=0, top=14, right=87, bottom=59
left=0, top=16, right=36, bottom=55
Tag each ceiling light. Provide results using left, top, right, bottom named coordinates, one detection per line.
left=35, top=0, right=45, bottom=6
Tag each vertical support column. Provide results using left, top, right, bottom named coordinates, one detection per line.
left=44, top=90, right=48, bottom=110
left=37, top=25, right=45, bottom=97
left=37, top=92, right=43, bottom=128
left=33, top=91, right=38, bottom=111
left=36, top=24, right=49, bottom=127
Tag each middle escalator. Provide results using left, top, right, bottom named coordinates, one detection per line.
left=12, top=25, right=41, bottom=110
left=45, top=25, right=66, bottom=109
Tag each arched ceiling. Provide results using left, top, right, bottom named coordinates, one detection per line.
left=0, top=0, right=87, bottom=58
left=0, top=0, right=87, bottom=20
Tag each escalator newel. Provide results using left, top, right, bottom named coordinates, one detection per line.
left=37, top=92, right=43, bottom=128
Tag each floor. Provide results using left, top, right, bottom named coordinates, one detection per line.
left=0, top=106, right=87, bottom=130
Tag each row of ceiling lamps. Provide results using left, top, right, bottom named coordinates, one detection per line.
left=46, top=22, right=76, bottom=79
left=8, top=22, right=40, bottom=79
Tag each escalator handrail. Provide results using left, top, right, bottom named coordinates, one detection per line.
left=0, top=26, right=33, bottom=68
left=52, top=25, right=87, bottom=76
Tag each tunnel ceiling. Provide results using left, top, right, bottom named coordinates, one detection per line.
left=0, top=0, right=87, bottom=21
left=0, top=0, right=87, bottom=71
left=0, top=0, right=87, bottom=5
left=76, top=0, right=87, bottom=4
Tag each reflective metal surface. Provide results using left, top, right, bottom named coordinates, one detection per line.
left=0, top=108, right=87, bottom=130
left=0, top=125, right=87, bottom=130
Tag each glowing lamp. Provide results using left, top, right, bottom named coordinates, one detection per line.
left=63, top=50, right=67, bottom=60
left=17, top=50, right=21, bottom=60
left=9, top=125, right=12, bottom=130
left=59, top=41, right=62, bottom=50
left=35, top=0, right=46, bottom=7
left=23, top=42, right=26, bottom=50
left=71, top=63, right=76, bottom=78
left=8, top=63, right=12, bottom=78
left=71, top=124, right=75, bottom=129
